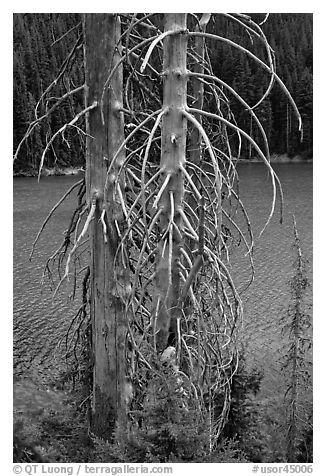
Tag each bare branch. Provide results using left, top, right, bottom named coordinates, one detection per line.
left=37, top=101, right=97, bottom=181
left=29, top=178, right=84, bottom=261
left=13, top=85, right=85, bottom=162
left=188, top=31, right=302, bottom=131
left=186, top=106, right=280, bottom=236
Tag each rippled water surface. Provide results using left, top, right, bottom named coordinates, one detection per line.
left=13, top=175, right=85, bottom=382
left=232, top=163, right=312, bottom=395
left=13, top=164, right=312, bottom=391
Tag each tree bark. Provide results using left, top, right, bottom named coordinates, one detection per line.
left=154, top=14, right=188, bottom=353
left=186, top=14, right=210, bottom=274
left=188, top=15, right=209, bottom=168
left=84, top=13, right=127, bottom=439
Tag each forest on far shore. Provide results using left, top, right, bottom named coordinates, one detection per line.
left=13, top=13, right=313, bottom=175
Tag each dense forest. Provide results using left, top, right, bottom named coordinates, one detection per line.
left=13, top=13, right=313, bottom=174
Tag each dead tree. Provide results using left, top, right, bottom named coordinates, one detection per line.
left=14, top=12, right=302, bottom=448
left=152, top=13, right=188, bottom=352
left=83, top=13, right=130, bottom=438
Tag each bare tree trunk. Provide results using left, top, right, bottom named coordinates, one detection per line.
left=188, top=15, right=210, bottom=168
left=84, top=13, right=127, bottom=439
left=183, top=15, right=209, bottom=369
left=154, top=14, right=188, bottom=353
left=187, top=14, right=210, bottom=268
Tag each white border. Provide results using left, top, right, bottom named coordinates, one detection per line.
left=4, top=4, right=323, bottom=472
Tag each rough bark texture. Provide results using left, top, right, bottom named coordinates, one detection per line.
left=154, top=14, right=188, bottom=353
left=84, top=13, right=127, bottom=439
left=186, top=16, right=208, bottom=286
left=188, top=19, right=207, bottom=168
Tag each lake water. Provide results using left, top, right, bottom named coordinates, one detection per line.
left=232, top=163, right=312, bottom=397
left=13, top=163, right=313, bottom=394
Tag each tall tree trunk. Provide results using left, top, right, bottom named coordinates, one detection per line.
left=189, top=14, right=210, bottom=168
left=187, top=13, right=210, bottom=273
left=154, top=14, right=188, bottom=353
left=182, top=15, right=209, bottom=363
left=84, top=13, right=127, bottom=439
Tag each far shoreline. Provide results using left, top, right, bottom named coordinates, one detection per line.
left=13, top=166, right=85, bottom=178
left=237, top=153, right=313, bottom=164
left=13, top=154, right=312, bottom=178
